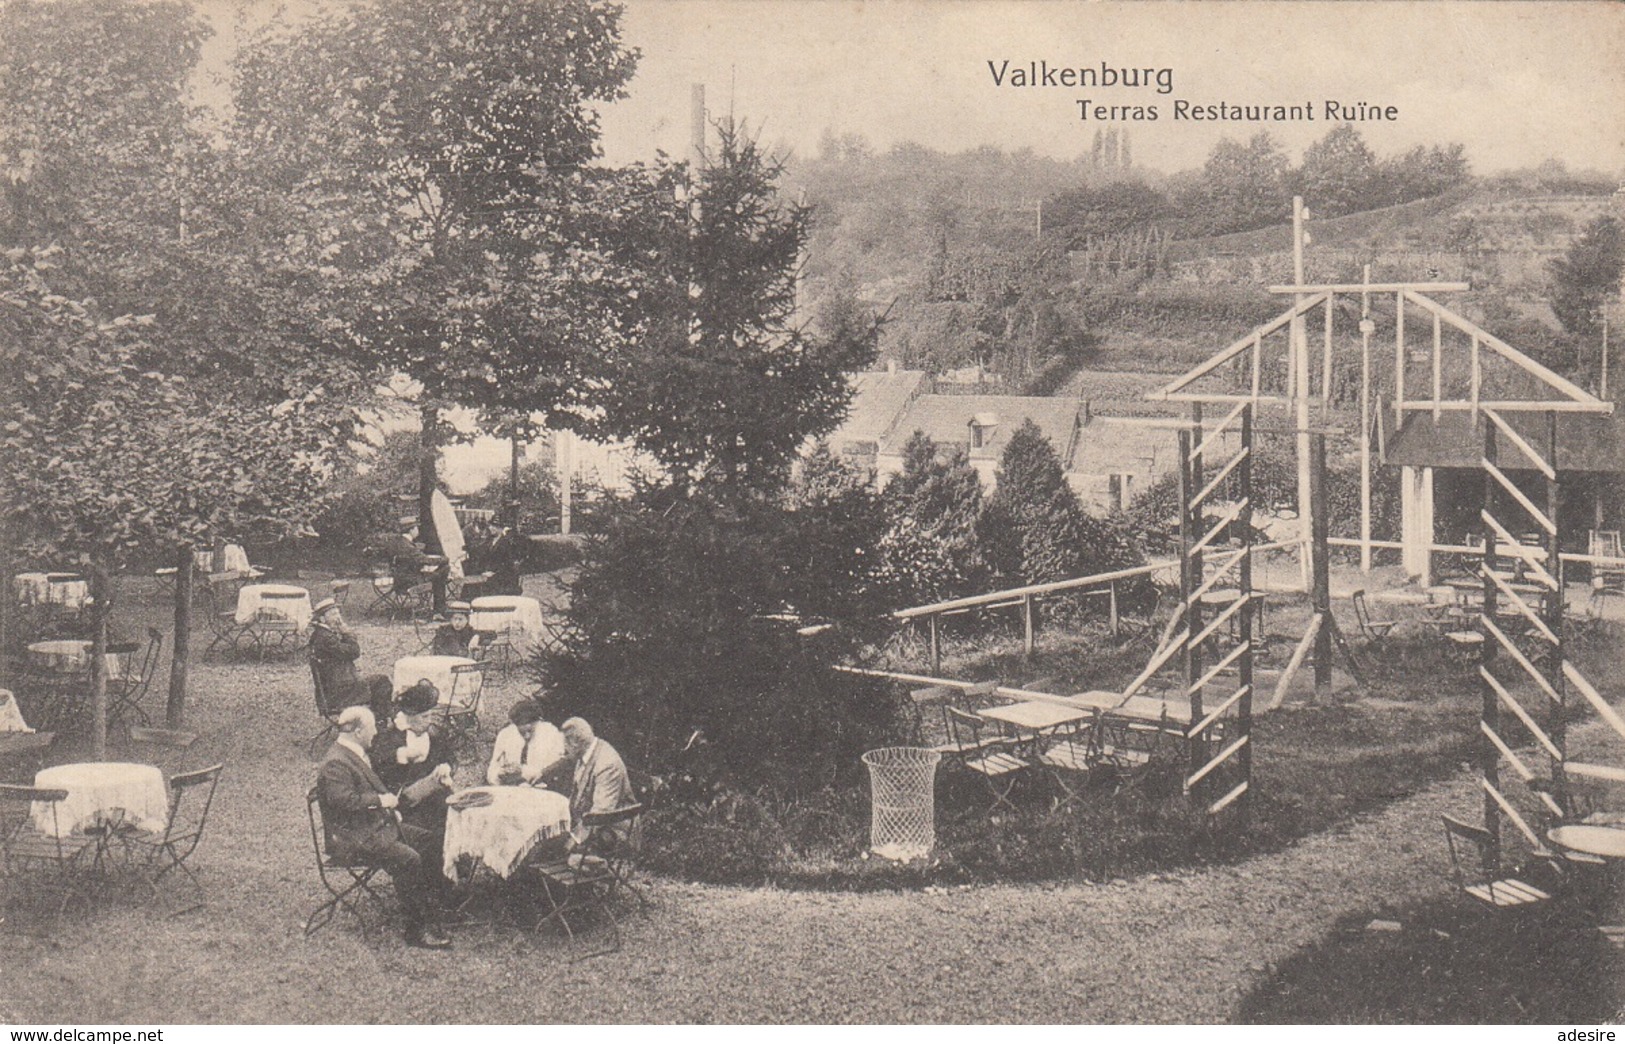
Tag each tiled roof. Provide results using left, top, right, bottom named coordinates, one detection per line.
left=1385, top=410, right=1625, bottom=472
left=826, top=369, right=928, bottom=450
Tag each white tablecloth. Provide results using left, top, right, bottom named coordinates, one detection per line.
left=470, top=596, right=544, bottom=652
left=26, top=640, right=125, bottom=680
left=392, top=655, right=477, bottom=699
left=234, top=584, right=312, bottom=628
left=0, top=689, right=31, bottom=733
left=14, top=573, right=88, bottom=609
left=32, top=762, right=169, bottom=839
left=442, top=785, right=571, bottom=881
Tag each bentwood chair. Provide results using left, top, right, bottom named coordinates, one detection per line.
left=120, top=764, right=223, bottom=915
left=443, top=663, right=486, bottom=763
left=304, top=787, right=393, bottom=938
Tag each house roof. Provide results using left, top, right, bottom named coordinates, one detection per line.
left=880, top=394, right=1084, bottom=464
left=1385, top=409, right=1625, bottom=473
left=826, top=368, right=928, bottom=449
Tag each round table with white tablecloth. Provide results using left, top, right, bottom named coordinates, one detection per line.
left=234, top=583, right=313, bottom=629
left=26, top=640, right=126, bottom=680
left=31, top=761, right=169, bottom=839
left=13, top=572, right=88, bottom=609
left=391, top=654, right=477, bottom=699
left=469, top=596, right=544, bottom=653
left=441, top=785, right=571, bottom=882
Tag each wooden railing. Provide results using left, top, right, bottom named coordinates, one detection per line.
left=892, top=561, right=1178, bottom=671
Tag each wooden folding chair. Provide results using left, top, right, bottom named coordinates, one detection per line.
left=303, top=788, right=393, bottom=937
left=109, top=628, right=163, bottom=733
left=248, top=592, right=305, bottom=660
left=201, top=572, right=249, bottom=657
left=120, top=764, right=223, bottom=915
left=306, top=659, right=344, bottom=758
left=1351, top=590, right=1395, bottom=649
left=530, top=804, right=644, bottom=959
left=1441, top=814, right=1554, bottom=912
left=943, top=707, right=1030, bottom=812
left=443, top=662, right=486, bottom=763
left=0, top=783, right=95, bottom=921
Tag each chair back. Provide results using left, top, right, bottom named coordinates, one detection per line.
left=447, top=663, right=485, bottom=713
left=310, top=657, right=336, bottom=719
left=581, top=802, right=644, bottom=858
left=945, top=706, right=988, bottom=750
left=135, top=628, right=164, bottom=688
left=106, top=641, right=140, bottom=682
left=330, top=580, right=351, bottom=607
left=1441, top=813, right=1494, bottom=884
left=0, top=784, right=70, bottom=854
left=162, top=764, right=223, bottom=861
left=305, top=786, right=332, bottom=866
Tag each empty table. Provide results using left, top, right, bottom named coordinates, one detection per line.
left=26, top=640, right=125, bottom=680
left=392, top=655, right=477, bottom=699
left=470, top=596, right=544, bottom=651
left=442, top=785, right=571, bottom=882
left=1549, top=825, right=1625, bottom=861
left=32, top=762, right=169, bottom=839
left=234, top=584, right=313, bottom=630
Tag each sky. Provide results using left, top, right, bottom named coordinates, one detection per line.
left=593, top=0, right=1625, bottom=173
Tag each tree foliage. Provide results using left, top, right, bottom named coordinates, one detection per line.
left=877, top=432, right=988, bottom=606
left=587, top=127, right=879, bottom=492
left=1550, top=215, right=1624, bottom=340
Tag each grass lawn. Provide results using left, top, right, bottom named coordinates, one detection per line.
left=1, top=571, right=1620, bottom=1023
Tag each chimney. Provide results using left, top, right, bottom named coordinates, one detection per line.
left=886, top=360, right=897, bottom=375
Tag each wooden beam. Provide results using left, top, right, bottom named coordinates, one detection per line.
left=1396, top=399, right=1610, bottom=413
left=1481, top=668, right=1562, bottom=761
left=1267, top=612, right=1322, bottom=710
left=1483, top=458, right=1557, bottom=535
left=1159, top=293, right=1330, bottom=395
left=1404, top=290, right=1609, bottom=408
left=1268, top=282, right=1470, bottom=294
left=1482, top=408, right=1556, bottom=480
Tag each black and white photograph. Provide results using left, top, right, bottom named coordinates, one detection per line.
left=0, top=0, right=1622, bottom=1027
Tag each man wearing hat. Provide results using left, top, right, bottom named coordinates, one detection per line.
left=430, top=601, right=481, bottom=658
left=308, top=599, right=393, bottom=719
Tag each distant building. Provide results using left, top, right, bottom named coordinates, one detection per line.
left=826, top=367, right=1208, bottom=512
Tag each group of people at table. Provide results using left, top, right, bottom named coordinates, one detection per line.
left=308, top=596, right=632, bottom=951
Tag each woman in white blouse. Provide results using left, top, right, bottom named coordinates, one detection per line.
left=487, top=699, right=567, bottom=788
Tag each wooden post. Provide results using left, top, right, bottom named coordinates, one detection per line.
left=1022, top=593, right=1035, bottom=657
left=1292, top=197, right=1313, bottom=593
left=1394, top=290, right=1406, bottom=429
left=929, top=614, right=941, bottom=674
left=1360, top=267, right=1373, bottom=573
left=1237, top=403, right=1255, bottom=815
left=1481, top=419, right=1502, bottom=860
left=1310, top=433, right=1332, bottom=700
left=1431, top=309, right=1443, bottom=421
left=89, top=556, right=111, bottom=761
left=1544, top=412, right=1566, bottom=813
left=1108, top=582, right=1119, bottom=638
left=167, top=545, right=194, bottom=728
left=1181, top=408, right=1207, bottom=790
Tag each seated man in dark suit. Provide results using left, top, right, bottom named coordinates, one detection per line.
left=308, top=599, right=392, bottom=719
left=316, top=706, right=450, bottom=950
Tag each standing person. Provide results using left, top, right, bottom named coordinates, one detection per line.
left=308, top=599, right=392, bottom=719
left=483, top=526, right=523, bottom=598
left=315, top=706, right=451, bottom=950
left=560, top=718, right=636, bottom=847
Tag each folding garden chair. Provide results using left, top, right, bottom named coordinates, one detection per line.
left=1351, top=590, right=1395, bottom=649
left=1440, top=814, right=1555, bottom=913
left=109, top=627, right=163, bottom=733
left=0, top=783, right=95, bottom=920
left=443, top=662, right=486, bottom=763
left=943, top=706, right=1030, bottom=813
left=306, top=659, right=343, bottom=758
left=471, top=605, right=519, bottom=682
left=529, top=803, right=645, bottom=959
left=201, top=572, right=249, bottom=657
left=120, top=763, right=223, bottom=915
left=303, top=787, right=393, bottom=937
